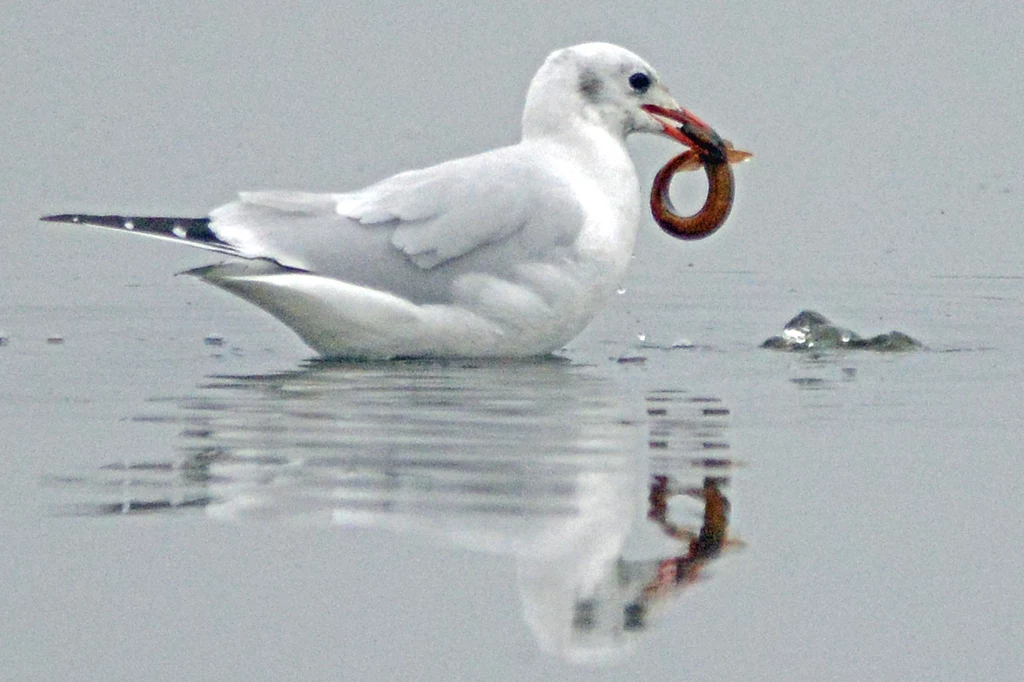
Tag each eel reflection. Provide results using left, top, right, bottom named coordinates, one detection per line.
left=572, top=474, right=742, bottom=638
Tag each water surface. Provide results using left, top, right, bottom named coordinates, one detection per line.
left=3, top=1, right=1022, bottom=679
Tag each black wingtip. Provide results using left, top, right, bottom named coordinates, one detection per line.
left=39, top=212, right=239, bottom=256
left=40, top=213, right=129, bottom=228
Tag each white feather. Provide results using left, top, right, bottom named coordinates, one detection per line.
left=62, top=43, right=696, bottom=358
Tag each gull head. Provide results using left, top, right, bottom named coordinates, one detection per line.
left=522, top=42, right=726, bottom=157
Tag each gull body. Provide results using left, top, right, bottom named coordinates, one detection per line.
left=43, top=43, right=714, bottom=359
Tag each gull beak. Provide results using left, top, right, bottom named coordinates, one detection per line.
left=642, top=103, right=729, bottom=162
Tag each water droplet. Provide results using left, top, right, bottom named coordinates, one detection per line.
left=637, top=333, right=646, bottom=342
left=671, top=338, right=694, bottom=349
left=71, top=216, right=81, bottom=223
left=616, top=287, right=626, bottom=295
left=124, top=220, right=134, bottom=230
left=172, top=225, right=187, bottom=238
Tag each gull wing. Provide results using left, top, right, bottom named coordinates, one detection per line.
left=227, top=144, right=581, bottom=272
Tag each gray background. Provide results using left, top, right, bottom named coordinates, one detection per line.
left=7, top=0, right=1022, bottom=292
left=2, top=1, right=1022, bottom=680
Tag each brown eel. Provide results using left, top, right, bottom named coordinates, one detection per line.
left=650, top=146, right=752, bottom=240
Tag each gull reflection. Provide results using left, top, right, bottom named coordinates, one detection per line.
left=50, top=359, right=743, bottom=663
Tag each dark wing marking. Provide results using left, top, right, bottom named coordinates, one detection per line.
left=41, top=213, right=241, bottom=257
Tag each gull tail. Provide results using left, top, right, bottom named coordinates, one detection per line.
left=40, top=213, right=241, bottom=257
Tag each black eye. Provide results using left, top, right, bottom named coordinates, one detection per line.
left=628, top=72, right=651, bottom=93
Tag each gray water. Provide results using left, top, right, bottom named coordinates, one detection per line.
left=2, top=2, right=1022, bottom=680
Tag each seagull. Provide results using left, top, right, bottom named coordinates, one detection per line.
left=43, top=42, right=731, bottom=359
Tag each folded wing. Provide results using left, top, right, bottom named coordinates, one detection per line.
left=211, top=144, right=581, bottom=279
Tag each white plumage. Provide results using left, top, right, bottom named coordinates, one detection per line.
left=44, top=43, right=716, bottom=359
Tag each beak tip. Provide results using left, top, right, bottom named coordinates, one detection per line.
left=643, top=103, right=728, bottom=157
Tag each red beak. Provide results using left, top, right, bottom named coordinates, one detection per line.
left=642, top=104, right=728, bottom=162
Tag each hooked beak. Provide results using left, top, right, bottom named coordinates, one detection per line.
left=642, top=103, right=728, bottom=162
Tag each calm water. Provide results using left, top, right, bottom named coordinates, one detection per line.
left=4, top=270, right=1021, bottom=680
left=3, top=2, right=1022, bottom=680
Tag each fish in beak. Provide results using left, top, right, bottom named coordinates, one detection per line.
left=642, top=103, right=730, bottom=161
left=642, top=104, right=753, bottom=240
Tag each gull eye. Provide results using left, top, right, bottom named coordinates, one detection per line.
left=628, top=72, right=651, bottom=93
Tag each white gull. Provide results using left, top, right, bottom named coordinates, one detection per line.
left=43, top=43, right=725, bottom=359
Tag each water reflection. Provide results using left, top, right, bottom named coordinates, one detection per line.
left=50, top=359, right=742, bottom=663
